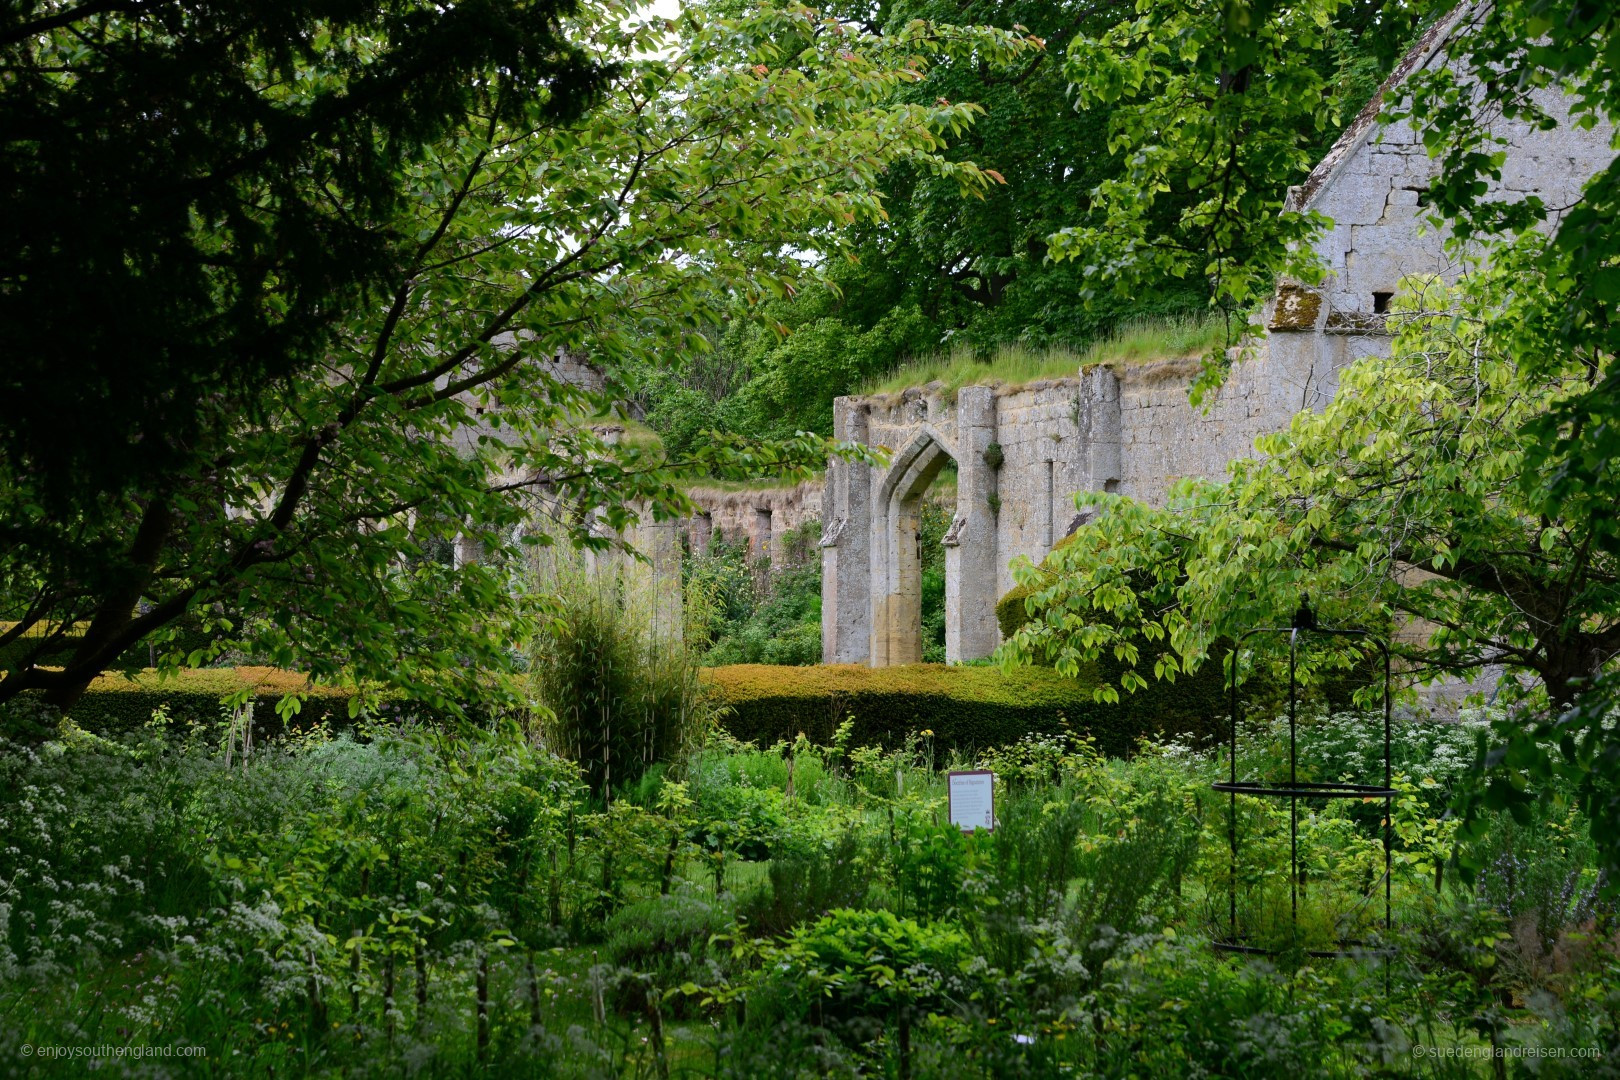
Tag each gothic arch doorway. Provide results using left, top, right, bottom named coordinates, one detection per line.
left=872, top=428, right=955, bottom=666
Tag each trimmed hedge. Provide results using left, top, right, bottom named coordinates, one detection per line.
left=63, top=668, right=360, bottom=736
left=0, top=622, right=84, bottom=671
left=704, top=662, right=1227, bottom=758
left=38, top=667, right=461, bottom=739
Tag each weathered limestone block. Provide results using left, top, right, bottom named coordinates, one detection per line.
left=686, top=481, right=822, bottom=554
left=1079, top=366, right=1121, bottom=493
left=1270, top=284, right=1324, bottom=331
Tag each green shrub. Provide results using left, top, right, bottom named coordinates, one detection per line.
left=995, top=530, right=1088, bottom=642
left=690, top=531, right=823, bottom=666
left=1, top=665, right=475, bottom=745
left=686, top=742, right=837, bottom=806
left=740, top=828, right=869, bottom=936
left=0, top=621, right=83, bottom=671
left=764, top=909, right=972, bottom=1036
left=686, top=778, right=789, bottom=862
left=705, top=662, right=1225, bottom=757
left=606, top=894, right=729, bottom=969
left=995, top=583, right=1037, bottom=641
left=605, top=894, right=731, bottom=1016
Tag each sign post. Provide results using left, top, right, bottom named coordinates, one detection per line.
left=947, top=769, right=995, bottom=832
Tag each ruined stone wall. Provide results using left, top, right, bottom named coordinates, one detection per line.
left=813, top=348, right=1342, bottom=662
left=452, top=348, right=605, bottom=455
left=1113, top=16, right=1614, bottom=506
left=1291, top=62, right=1612, bottom=326
left=752, top=12, right=1616, bottom=668
left=684, top=481, right=822, bottom=564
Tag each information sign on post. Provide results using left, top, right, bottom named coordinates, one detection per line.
left=947, top=769, right=995, bottom=832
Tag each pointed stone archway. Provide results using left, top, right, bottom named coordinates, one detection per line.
left=870, top=426, right=952, bottom=666
left=821, top=386, right=1001, bottom=665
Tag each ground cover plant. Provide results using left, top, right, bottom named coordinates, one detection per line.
left=0, top=698, right=1615, bottom=1078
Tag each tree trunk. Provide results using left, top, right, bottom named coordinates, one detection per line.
left=40, top=495, right=174, bottom=710
left=1538, top=635, right=1607, bottom=712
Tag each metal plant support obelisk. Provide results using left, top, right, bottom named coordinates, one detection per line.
left=1213, top=603, right=1395, bottom=957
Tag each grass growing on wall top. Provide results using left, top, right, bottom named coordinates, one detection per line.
left=684, top=471, right=823, bottom=494
left=859, top=313, right=1225, bottom=396
left=582, top=411, right=664, bottom=450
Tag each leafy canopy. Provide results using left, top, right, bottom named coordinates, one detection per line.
left=1024, top=0, right=1620, bottom=874
left=1047, top=0, right=1407, bottom=387
left=0, top=0, right=602, bottom=513
left=1388, top=1, right=1620, bottom=547
left=1004, top=257, right=1620, bottom=874
left=0, top=1, right=1036, bottom=716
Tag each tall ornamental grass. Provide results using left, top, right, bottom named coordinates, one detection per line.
left=529, top=562, right=716, bottom=798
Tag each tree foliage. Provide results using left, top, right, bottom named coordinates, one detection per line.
left=1005, top=269, right=1620, bottom=704
left=1006, top=261, right=1620, bottom=871
left=1022, top=0, right=1620, bottom=874
left=1378, top=0, right=1620, bottom=884
left=0, top=2, right=1036, bottom=715
left=636, top=0, right=1212, bottom=449
left=1050, top=0, right=1423, bottom=391
left=828, top=0, right=1202, bottom=351
left=635, top=0, right=1422, bottom=451
left=1389, top=1, right=1620, bottom=541
left=0, top=0, right=603, bottom=516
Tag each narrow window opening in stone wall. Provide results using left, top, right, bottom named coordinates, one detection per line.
left=1104, top=478, right=1119, bottom=494
left=752, top=507, right=773, bottom=566
left=1372, top=291, right=1393, bottom=315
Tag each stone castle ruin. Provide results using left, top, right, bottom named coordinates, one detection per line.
left=811, top=7, right=1614, bottom=666
left=497, top=8, right=1612, bottom=667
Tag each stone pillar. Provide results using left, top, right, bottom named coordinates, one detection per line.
left=820, top=398, right=872, bottom=663
left=1038, top=459, right=1055, bottom=550
left=946, top=386, right=1001, bottom=662
left=453, top=532, right=483, bottom=568
left=752, top=507, right=774, bottom=565
left=1080, top=366, right=1122, bottom=493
